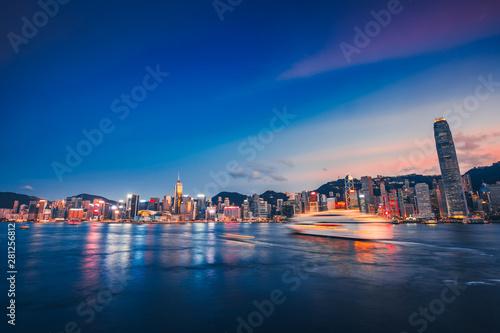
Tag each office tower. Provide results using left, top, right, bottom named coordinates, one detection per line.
left=242, top=200, right=250, bottom=219
left=252, top=193, right=260, bottom=216
left=13, top=200, right=19, bottom=214
left=434, top=118, right=468, bottom=217
left=224, top=197, right=230, bottom=207
left=326, top=198, right=337, bottom=210
left=128, top=194, right=139, bottom=219
left=345, top=174, right=354, bottom=209
left=489, top=183, right=500, bottom=211
left=148, top=198, right=160, bottom=211
left=162, top=195, right=172, bottom=211
left=28, top=201, right=39, bottom=221
left=462, top=174, right=473, bottom=192
left=429, top=189, right=441, bottom=218
left=174, top=174, right=183, bottom=214
left=361, top=176, right=375, bottom=211
left=437, top=179, right=448, bottom=218
left=258, top=199, right=268, bottom=218
left=415, top=183, right=434, bottom=217
left=277, top=199, right=283, bottom=212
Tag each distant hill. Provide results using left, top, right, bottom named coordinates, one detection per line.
left=466, top=161, right=500, bottom=190
left=72, top=193, right=117, bottom=205
left=0, top=192, right=40, bottom=209
left=211, top=190, right=289, bottom=207
left=211, top=192, right=249, bottom=206
left=259, top=190, right=289, bottom=206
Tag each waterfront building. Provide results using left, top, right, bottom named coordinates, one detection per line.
left=434, top=118, right=468, bottom=217
left=361, top=176, right=375, bottom=210
left=489, top=183, right=500, bottom=211
left=128, top=194, right=140, bottom=219
left=174, top=174, right=183, bottom=214
left=223, top=206, right=241, bottom=220
left=415, top=183, right=434, bottom=218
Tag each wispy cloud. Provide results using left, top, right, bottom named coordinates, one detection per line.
left=279, top=0, right=500, bottom=80
left=21, top=185, right=34, bottom=191
left=277, top=159, right=295, bottom=167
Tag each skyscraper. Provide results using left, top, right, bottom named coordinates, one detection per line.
left=415, top=183, right=434, bottom=217
left=174, top=174, right=183, bottom=214
left=127, top=194, right=139, bottom=219
left=434, top=118, right=468, bottom=218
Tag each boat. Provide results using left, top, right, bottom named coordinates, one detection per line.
left=65, top=220, right=81, bottom=225
left=288, top=210, right=394, bottom=240
left=20, top=226, right=30, bottom=230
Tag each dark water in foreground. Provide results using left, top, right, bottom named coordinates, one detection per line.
left=1, top=222, right=500, bottom=333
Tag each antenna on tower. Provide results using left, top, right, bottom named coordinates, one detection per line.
left=178, top=172, right=180, bottom=181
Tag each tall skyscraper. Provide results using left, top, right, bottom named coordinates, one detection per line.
left=13, top=200, right=19, bottom=214
left=434, top=118, right=468, bottom=218
left=415, top=183, right=433, bottom=217
left=361, top=176, right=375, bottom=211
left=128, top=194, right=140, bottom=219
left=174, top=174, right=183, bottom=214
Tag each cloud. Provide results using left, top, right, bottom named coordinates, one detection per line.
left=247, top=162, right=288, bottom=182
left=278, top=0, right=500, bottom=80
left=228, top=168, right=247, bottom=178
left=277, top=159, right=295, bottom=167
left=270, top=174, right=288, bottom=182
left=21, top=185, right=34, bottom=191
left=250, top=171, right=262, bottom=180
left=248, top=162, right=275, bottom=174
left=454, top=132, right=500, bottom=151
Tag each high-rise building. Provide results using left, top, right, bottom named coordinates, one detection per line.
left=488, top=183, right=500, bottom=211
left=462, top=174, right=473, bottom=192
left=361, top=176, right=375, bottom=210
left=345, top=174, right=354, bottom=209
left=148, top=198, right=160, bottom=211
left=277, top=199, right=283, bottom=213
left=12, top=200, right=19, bottom=214
left=163, top=195, right=173, bottom=211
left=434, top=118, right=468, bottom=218
left=415, top=183, right=434, bottom=218
left=128, top=194, right=139, bottom=219
left=437, top=179, right=448, bottom=218
left=174, top=174, right=183, bottom=214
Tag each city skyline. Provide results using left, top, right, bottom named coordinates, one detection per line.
left=1, top=0, right=500, bottom=200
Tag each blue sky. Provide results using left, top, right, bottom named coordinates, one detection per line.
left=1, top=0, right=500, bottom=201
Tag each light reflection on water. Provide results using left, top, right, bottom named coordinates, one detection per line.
left=6, top=222, right=500, bottom=333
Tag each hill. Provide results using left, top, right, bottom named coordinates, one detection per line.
left=72, top=193, right=117, bottom=205
left=0, top=192, right=41, bottom=209
left=465, top=161, right=500, bottom=190
left=259, top=190, right=289, bottom=206
left=211, top=192, right=249, bottom=207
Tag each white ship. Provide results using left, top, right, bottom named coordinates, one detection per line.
left=288, top=210, right=394, bottom=240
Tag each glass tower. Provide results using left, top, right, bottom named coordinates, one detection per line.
left=174, top=174, right=183, bottom=214
left=433, top=118, right=468, bottom=218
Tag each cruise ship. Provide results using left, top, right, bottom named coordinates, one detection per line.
left=288, top=210, right=394, bottom=240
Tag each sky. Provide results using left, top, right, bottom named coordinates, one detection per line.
left=1, top=0, right=500, bottom=201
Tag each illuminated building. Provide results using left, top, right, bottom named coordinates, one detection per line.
left=345, top=174, right=354, bottom=209
left=128, top=194, right=139, bottom=219
left=489, top=183, right=500, bottom=211
left=148, top=198, right=160, bottom=211
left=277, top=199, right=283, bottom=213
left=223, top=206, right=241, bottom=220
left=437, top=179, right=448, bottom=218
left=163, top=195, right=173, bottom=211
left=434, top=118, right=468, bottom=218
left=326, top=198, right=337, bottom=210
left=415, top=183, right=434, bottom=218
left=174, top=174, right=183, bottom=214
left=12, top=200, right=19, bottom=214
left=361, top=176, right=375, bottom=211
